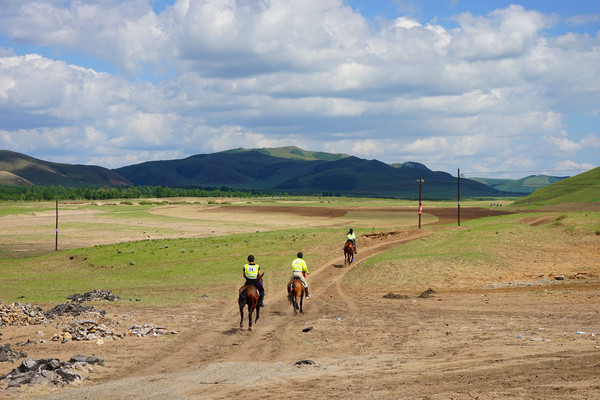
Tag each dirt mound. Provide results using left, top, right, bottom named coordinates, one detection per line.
left=418, top=288, right=437, bottom=298
left=521, top=215, right=563, bottom=226
left=382, top=292, right=409, bottom=299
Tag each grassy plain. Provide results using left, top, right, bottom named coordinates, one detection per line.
left=0, top=197, right=597, bottom=307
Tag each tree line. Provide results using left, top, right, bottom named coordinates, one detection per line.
left=0, top=185, right=277, bottom=201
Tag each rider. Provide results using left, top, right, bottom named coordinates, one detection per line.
left=346, top=228, right=357, bottom=254
left=291, top=252, right=310, bottom=298
left=243, top=254, right=264, bottom=307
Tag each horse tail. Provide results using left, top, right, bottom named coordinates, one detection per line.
left=239, top=287, right=248, bottom=308
left=287, top=283, right=294, bottom=303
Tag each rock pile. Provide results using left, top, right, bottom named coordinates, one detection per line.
left=0, top=354, right=104, bottom=388
left=52, top=319, right=125, bottom=343
left=127, top=324, right=178, bottom=337
left=44, top=303, right=105, bottom=319
left=0, top=344, right=27, bottom=363
left=51, top=321, right=177, bottom=343
left=67, top=289, right=120, bottom=303
left=0, top=301, right=48, bottom=327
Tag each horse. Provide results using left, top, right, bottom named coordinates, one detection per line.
left=238, top=271, right=262, bottom=330
left=287, top=278, right=305, bottom=314
left=343, top=240, right=355, bottom=265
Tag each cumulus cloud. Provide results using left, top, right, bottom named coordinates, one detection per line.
left=0, top=1, right=598, bottom=175
left=547, top=131, right=600, bottom=153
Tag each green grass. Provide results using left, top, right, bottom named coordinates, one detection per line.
left=0, top=228, right=341, bottom=306
left=345, top=211, right=600, bottom=291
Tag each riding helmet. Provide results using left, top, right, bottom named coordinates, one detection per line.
left=247, top=254, right=255, bottom=262
left=297, top=251, right=303, bottom=258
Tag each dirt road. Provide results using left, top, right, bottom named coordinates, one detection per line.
left=9, top=223, right=596, bottom=400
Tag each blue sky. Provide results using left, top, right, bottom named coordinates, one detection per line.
left=1, top=0, right=599, bottom=178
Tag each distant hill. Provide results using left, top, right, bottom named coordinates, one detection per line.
left=513, top=167, right=600, bottom=206
left=115, top=149, right=503, bottom=199
left=0, top=150, right=132, bottom=187
left=226, top=146, right=349, bottom=161
left=390, top=161, right=429, bottom=170
left=0, top=170, right=34, bottom=186
left=471, top=175, right=568, bottom=194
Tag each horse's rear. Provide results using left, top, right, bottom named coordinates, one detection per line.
left=239, top=285, right=260, bottom=330
left=287, top=279, right=304, bottom=314
left=344, top=240, right=354, bottom=264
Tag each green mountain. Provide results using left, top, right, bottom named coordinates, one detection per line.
left=0, top=150, right=132, bottom=187
left=471, top=175, right=568, bottom=194
left=513, top=167, right=600, bottom=206
left=226, top=146, right=349, bottom=161
left=114, top=149, right=502, bottom=199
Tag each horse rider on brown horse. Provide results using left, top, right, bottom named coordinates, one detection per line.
left=346, top=228, right=357, bottom=254
left=291, top=252, right=310, bottom=298
left=243, top=255, right=264, bottom=307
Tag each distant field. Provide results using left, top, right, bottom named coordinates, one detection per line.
left=1, top=196, right=597, bottom=307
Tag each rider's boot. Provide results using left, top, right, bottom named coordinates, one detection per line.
left=305, top=287, right=310, bottom=298
left=258, top=295, right=264, bottom=307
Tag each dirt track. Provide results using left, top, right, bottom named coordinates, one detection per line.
left=2, top=205, right=599, bottom=399
left=4, top=232, right=594, bottom=398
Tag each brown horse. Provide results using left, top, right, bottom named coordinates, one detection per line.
left=238, top=272, right=262, bottom=330
left=343, top=240, right=355, bottom=265
left=287, top=278, right=305, bottom=314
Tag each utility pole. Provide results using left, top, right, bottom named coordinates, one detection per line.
left=417, top=178, right=424, bottom=229
left=55, top=200, right=59, bottom=251
left=457, top=168, right=461, bottom=227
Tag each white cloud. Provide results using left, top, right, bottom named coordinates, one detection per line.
left=0, top=1, right=599, bottom=175
left=547, top=131, right=600, bottom=153
left=554, top=160, right=596, bottom=172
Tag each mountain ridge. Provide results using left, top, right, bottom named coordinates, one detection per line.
left=1, top=147, right=585, bottom=200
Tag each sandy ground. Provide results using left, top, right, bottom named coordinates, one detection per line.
left=1, top=206, right=599, bottom=399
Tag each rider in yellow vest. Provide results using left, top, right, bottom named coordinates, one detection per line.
left=346, top=228, right=357, bottom=254
left=243, top=254, right=264, bottom=307
left=291, top=252, right=310, bottom=298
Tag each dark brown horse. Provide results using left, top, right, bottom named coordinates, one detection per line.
left=343, top=240, right=355, bottom=265
left=287, top=278, right=305, bottom=314
left=238, top=271, right=262, bottom=330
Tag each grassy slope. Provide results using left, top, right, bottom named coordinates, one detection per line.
left=513, top=167, right=600, bottom=206
left=0, top=150, right=131, bottom=187
left=0, top=171, right=34, bottom=186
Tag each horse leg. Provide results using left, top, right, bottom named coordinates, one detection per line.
left=255, top=303, right=260, bottom=324
left=248, top=307, right=253, bottom=331
left=293, top=296, right=298, bottom=314
left=239, top=304, right=244, bottom=329
left=299, top=292, right=303, bottom=313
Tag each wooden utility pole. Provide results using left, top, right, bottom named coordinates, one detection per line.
left=417, top=178, right=424, bottom=229
left=457, top=168, right=461, bottom=227
left=55, top=200, right=58, bottom=251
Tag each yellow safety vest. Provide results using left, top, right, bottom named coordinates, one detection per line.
left=244, top=263, right=259, bottom=279
left=292, top=258, right=307, bottom=273
left=347, top=232, right=355, bottom=240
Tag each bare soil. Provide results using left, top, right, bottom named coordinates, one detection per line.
left=1, top=206, right=599, bottom=399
